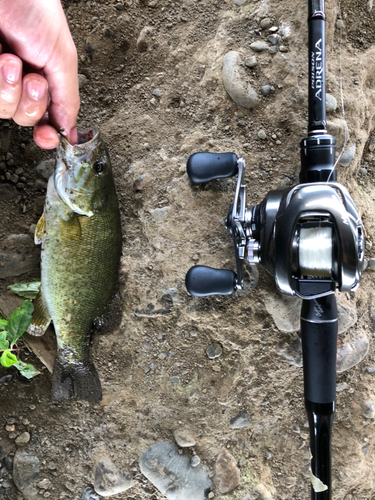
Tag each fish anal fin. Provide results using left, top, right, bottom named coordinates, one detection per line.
left=35, top=213, right=46, bottom=245
left=28, top=291, right=51, bottom=337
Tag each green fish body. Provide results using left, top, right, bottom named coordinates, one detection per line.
left=30, top=130, right=122, bottom=403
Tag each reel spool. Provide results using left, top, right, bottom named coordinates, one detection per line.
left=185, top=153, right=364, bottom=300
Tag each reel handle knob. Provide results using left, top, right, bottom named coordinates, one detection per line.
left=185, top=265, right=236, bottom=296
left=187, top=152, right=238, bottom=184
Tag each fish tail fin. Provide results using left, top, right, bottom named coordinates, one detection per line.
left=52, top=358, right=102, bottom=403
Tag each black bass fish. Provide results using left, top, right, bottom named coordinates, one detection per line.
left=29, top=130, right=122, bottom=403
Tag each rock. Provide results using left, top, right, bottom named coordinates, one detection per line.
left=15, top=432, right=31, bottom=446
left=0, top=183, right=18, bottom=200
left=268, top=34, right=281, bottom=45
left=254, top=483, right=273, bottom=499
left=234, top=0, right=246, bottom=5
left=337, top=335, right=369, bottom=373
left=258, top=129, right=267, bottom=140
left=277, top=337, right=303, bottom=367
left=261, top=85, right=272, bottom=96
left=269, top=46, right=277, bottom=55
left=13, top=451, right=40, bottom=498
left=362, top=401, right=375, bottom=419
left=336, top=19, right=344, bottom=29
left=230, top=411, right=252, bottom=429
left=36, top=159, right=54, bottom=180
left=139, top=441, right=211, bottom=500
left=366, top=0, right=373, bottom=12
left=223, top=51, right=258, bottom=109
left=206, top=342, right=222, bottom=359
left=152, top=88, right=161, bottom=97
left=173, top=429, right=196, bottom=448
left=191, top=455, right=201, bottom=467
left=260, top=18, right=273, bottom=29
left=279, top=45, right=289, bottom=52
left=94, top=459, right=134, bottom=497
left=82, top=486, right=100, bottom=500
left=338, top=144, right=356, bottom=167
left=34, top=196, right=45, bottom=214
left=244, top=56, right=257, bottom=68
left=150, top=207, right=169, bottom=222
left=250, top=41, right=270, bottom=52
left=368, top=258, right=375, bottom=271
left=215, top=448, right=241, bottom=494
left=78, top=74, right=88, bottom=89
left=326, top=93, right=337, bottom=113
left=0, top=251, right=40, bottom=279
left=137, top=26, right=153, bottom=52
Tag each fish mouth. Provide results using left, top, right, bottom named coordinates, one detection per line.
left=60, top=129, right=100, bottom=156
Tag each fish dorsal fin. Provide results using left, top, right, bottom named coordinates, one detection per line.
left=27, top=291, right=51, bottom=337
left=35, top=213, right=46, bottom=245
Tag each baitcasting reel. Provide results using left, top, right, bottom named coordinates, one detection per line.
left=185, top=152, right=364, bottom=300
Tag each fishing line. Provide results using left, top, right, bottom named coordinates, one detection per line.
left=299, top=227, right=333, bottom=277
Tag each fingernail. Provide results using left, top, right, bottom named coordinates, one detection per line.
left=26, top=79, right=47, bottom=100
left=2, top=61, right=21, bottom=84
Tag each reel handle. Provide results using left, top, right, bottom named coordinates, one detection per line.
left=185, top=265, right=236, bottom=296
left=187, top=152, right=238, bottom=184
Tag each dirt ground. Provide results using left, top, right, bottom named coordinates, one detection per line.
left=1, top=0, right=375, bottom=499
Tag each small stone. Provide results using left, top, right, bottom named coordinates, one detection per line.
left=139, top=441, right=211, bottom=500
left=336, top=19, right=344, bottom=29
left=336, top=382, right=348, bottom=392
left=368, top=258, right=375, bottom=271
left=326, top=93, right=337, bottom=113
left=5, top=424, right=15, bottom=432
left=115, top=3, right=125, bottom=10
left=94, top=459, right=134, bottom=497
left=261, top=85, right=272, bottom=96
left=363, top=401, right=375, bottom=419
left=268, top=34, right=281, bottom=45
left=279, top=45, right=289, bottom=52
left=230, top=411, right=252, bottom=429
left=250, top=41, right=270, bottom=52
left=0, top=183, right=17, bottom=200
left=38, top=479, right=51, bottom=490
left=234, top=0, right=246, bottom=5
left=191, top=455, right=201, bottom=467
left=173, top=428, right=196, bottom=447
left=78, top=74, right=88, bottom=89
left=337, top=335, right=369, bottom=373
left=36, top=159, right=55, bottom=180
left=152, top=88, right=161, bottom=97
left=254, top=483, right=273, bottom=499
left=15, top=432, right=31, bottom=446
left=215, top=448, right=241, bottom=494
left=81, top=486, right=100, bottom=500
left=244, top=56, right=257, bottom=68
left=259, top=18, right=272, bottom=29
left=206, top=342, right=223, bottom=359
left=269, top=46, right=277, bottom=55
left=13, top=451, right=40, bottom=498
left=150, top=207, right=169, bottom=222
left=137, top=26, right=153, bottom=52
left=338, top=144, right=356, bottom=167
left=366, top=0, right=373, bottom=12
left=258, top=129, right=267, bottom=140
left=223, top=51, right=258, bottom=109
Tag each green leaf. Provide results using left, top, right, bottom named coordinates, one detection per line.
left=14, top=361, right=41, bottom=379
left=0, top=332, right=9, bottom=350
left=0, top=319, right=8, bottom=331
left=8, top=281, right=41, bottom=300
left=0, top=350, right=18, bottom=367
left=7, top=300, right=34, bottom=347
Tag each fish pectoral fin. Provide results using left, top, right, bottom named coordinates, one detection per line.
left=27, top=291, right=51, bottom=337
left=35, top=213, right=46, bottom=245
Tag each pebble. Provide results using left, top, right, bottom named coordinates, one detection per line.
left=206, top=342, right=222, bottom=359
left=234, top=0, right=247, bottom=5
left=277, top=337, right=302, bottom=367
left=336, top=19, right=344, bottom=29
left=191, top=455, right=201, bottom=467
left=38, top=479, right=51, bottom=490
left=244, top=56, right=257, bottom=68
left=362, top=401, right=375, bottom=418
left=82, top=487, right=99, bottom=500
left=215, top=448, right=241, bottom=494
left=230, top=411, right=252, bottom=429
left=326, top=93, right=337, bottom=113
left=13, top=451, right=40, bottom=498
left=222, top=51, right=258, bottom=109
left=368, top=258, right=375, bottom=271
left=268, top=34, right=281, bottom=45
left=152, top=88, right=161, bottom=97
left=269, top=46, right=277, bottom=55
left=254, top=483, right=273, bottom=499
left=250, top=41, right=270, bottom=52
left=279, top=45, right=288, bottom=52
left=173, top=428, right=196, bottom=447
left=338, top=144, right=356, bottom=167
left=150, top=206, right=169, bottom=222
left=139, top=441, right=211, bottom=500
left=337, top=335, right=369, bottom=373
left=258, top=129, right=267, bottom=140
left=78, top=74, right=88, bottom=89
left=260, top=18, right=273, bottom=29
left=94, top=458, right=134, bottom=497
left=261, top=85, right=272, bottom=96
left=36, top=159, right=55, bottom=180
left=366, top=0, right=373, bottom=12
left=5, top=424, right=15, bottom=432
left=15, top=432, right=31, bottom=446
left=0, top=183, right=18, bottom=200
left=137, top=26, right=153, bottom=52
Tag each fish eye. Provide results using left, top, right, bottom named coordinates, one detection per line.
left=93, top=161, right=104, bottom=174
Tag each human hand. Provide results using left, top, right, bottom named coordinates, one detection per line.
left=0, top=0, right=80, bottom=149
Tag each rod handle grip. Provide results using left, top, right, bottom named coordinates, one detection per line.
left=186, top=266, right=236, bottom=296
left=187, top=152, right=238, bottom=184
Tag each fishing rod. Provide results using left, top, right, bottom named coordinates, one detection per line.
left=184, top=1, right=364, bottom=498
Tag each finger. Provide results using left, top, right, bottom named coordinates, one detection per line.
left=0, top=54, right=22, bottom=118
left=45, top=41, right=80, bottom=145
left=12, top=74, right=48, bottom=127
left=33, top=113, right=59, bottom=150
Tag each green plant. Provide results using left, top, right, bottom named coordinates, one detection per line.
left=0, top=300, right=40, bottom=379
